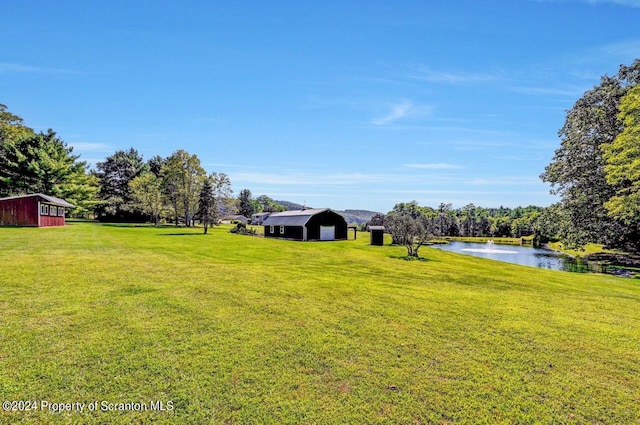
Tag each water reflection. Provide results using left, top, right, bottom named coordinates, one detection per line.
left=431, top=241, right=593, bottom=272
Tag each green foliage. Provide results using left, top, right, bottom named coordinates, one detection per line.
left=95, top=148, right=149, bottom=220
left=162, top=150, right=206, bottom=227
left=209, top=171, right=234, bottom=218
left=229, top=221, right=257, bottom=235
left=541, top=60, right=640, bottom=251
left=129, top=172, right=165, bottom=225
left=0, top=222, right=638, bottom=423
left=0, top=126, right=97, bottom=212
left=197, top=177, right=215, bottom=234
left=256, top=194, right=286, bottom=212
left=601, top=85, right=640, bottom=232
left=385, top=201, right=435, bottom=257
left=237, top=188, right=256, bottom=217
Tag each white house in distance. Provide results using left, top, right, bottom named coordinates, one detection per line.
left=251, top=212, right=271, bottom=225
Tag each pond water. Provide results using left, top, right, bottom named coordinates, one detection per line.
left=430, top=240, right=593, bottom=272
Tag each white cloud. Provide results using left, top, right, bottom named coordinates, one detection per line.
left=371, top=101, right=413, bottom=125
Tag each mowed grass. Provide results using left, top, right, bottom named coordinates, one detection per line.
left=0, top=222, right=638, bottom=424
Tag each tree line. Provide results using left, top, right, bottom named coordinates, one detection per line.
left=369, top=202, right=549, bottom=257
left=0, top=105, right=286, bottom=230
left=2, top=58, right=639, bottom=248
left=377, top=59, right=640, bottom=256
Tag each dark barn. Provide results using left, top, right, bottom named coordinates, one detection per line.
left=263, top=208, right=348, bottom=241
left=0, top=193, right=75, bottom=227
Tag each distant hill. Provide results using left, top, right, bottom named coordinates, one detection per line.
left=273, top=201, right=381, bottom=225
left=337, top=209, right=381, bottom=225
left=274, top=200, right=306, bottom=211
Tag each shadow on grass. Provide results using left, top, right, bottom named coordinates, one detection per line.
left=99, top=223, right=156, bottom=228
left=390, top=255, right=436, bottom=262
left=157, top=233, right=206, bottom=236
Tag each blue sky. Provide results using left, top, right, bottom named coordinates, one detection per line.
left=2, top=0, right=640, bottom=212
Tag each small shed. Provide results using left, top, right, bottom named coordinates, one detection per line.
left=368, top=225, right=385, bottom=246
left=263, top=208, right=348, bottom=241
left=219, top=215, right=249, bottom=225
left=0, top=193, right=75, bottom=227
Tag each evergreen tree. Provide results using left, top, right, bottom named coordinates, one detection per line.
left=237, top=188, right=256, bottom=217
left=197, top=178, right=215, bottom=234
left=95, top=148, right=148, bottom=221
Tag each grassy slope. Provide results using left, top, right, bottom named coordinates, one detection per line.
left=0, top=222, right=638, bottom=424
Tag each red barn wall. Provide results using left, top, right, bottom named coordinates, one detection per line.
left=0, top=197, right=66, bottom=227
left=0, top=197, right=39, bottom=226
left=40, top=211, right=65, bottom=227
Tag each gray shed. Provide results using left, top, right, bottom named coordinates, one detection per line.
left=368, top=225, right=385, bottom=246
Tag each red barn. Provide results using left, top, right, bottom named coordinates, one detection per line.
left=0, top=193, right=75, bottom=227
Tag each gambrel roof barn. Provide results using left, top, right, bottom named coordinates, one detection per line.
left=262, top=208, right=347, bottom=241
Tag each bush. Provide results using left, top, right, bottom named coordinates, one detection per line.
left=229, top=222, right=256, bottom=236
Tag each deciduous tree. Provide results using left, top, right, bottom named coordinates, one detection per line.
left=130, top=172, right=165, bottom=225
left=541, top=60, right=640, bottom=250
left=162, top=150, right=206, bottom=227
left=385, top=201, right=436, bottom=258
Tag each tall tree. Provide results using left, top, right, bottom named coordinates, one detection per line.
left=600, top=84, right=640, bottom=249
left=0, top=104, right=34, bottom=162
left=147, top=155, right=165, bottom=178
left=197, top=177, right=215, bottom=234
left=162, top=150, right=206, bottom=227
left=210, top=172, right=234, bottom=218
left=541, top=60, right=640, bottom=250
left=237, top=188, right=256, bottom=218
left=95, top=148, right=148, bottom=220
left=129, top=172, right=165, bottom=225
left=0, top=129, right=87, bottom=196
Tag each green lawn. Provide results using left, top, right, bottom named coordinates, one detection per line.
left=0, top=222, right=638, bottom=424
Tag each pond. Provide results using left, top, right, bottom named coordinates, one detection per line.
left=430, top=240, right=594, bottom=272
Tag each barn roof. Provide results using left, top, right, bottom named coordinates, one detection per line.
left=0, top=193, right=75, bottom=208
left=262, top=208, right=333, bottom=226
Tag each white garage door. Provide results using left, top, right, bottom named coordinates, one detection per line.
left=320, top=225, right=335, bottom=241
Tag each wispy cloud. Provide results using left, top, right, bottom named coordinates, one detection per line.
left=509, top=85, right=585, bottom=97
left=599, top=39, right=640, bottom=58
left=404, top=163, right=464, bottom=170
left=0, top=63, right=79, bottom=75
left=230, top=171, right=396, bottom=186
left=464, top=176, right=541, bottom=186
left=403, top=65, right=498, bottom=85
left=69, top=142, right=112, bottom=152
left=371, top=101, right=413, bottom=125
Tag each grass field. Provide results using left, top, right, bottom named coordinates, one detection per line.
left=0, top=222, right=638, bottom=424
